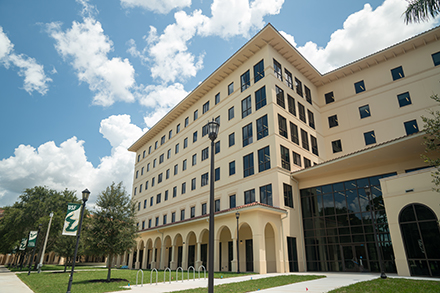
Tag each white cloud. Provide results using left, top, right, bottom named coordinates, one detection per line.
left=281, top=0, right=439, bottom=73
left=120, top=0, right=191, bottom=14
left=0, top=115, right=144, bottom=207
left=0, top=26, right=52, bottom=95
left=47, top=18, right=136, bottom=106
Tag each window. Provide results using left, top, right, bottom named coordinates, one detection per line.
left=180, top=209, right=185, bottom=221
left=152, top=177, right=155, bottom=187
left=391, top=66, right=405, bottom=80
left=139, top=184, right=143, bottom=193
left=325, top=91, right=335, bottom=104
left=215, top=199, right=220, bottom=212
left=280, top=145, right=290, bottom=170
left=146, top=181, right=149, bottom=190
left=183, top=159, right=187, bottom=171
left=307, top=110, right=315, bottom=129
left=298, top=102, right=306, bottom=123
left=202, top=203, right=207, bottom=215
left=192, top=154, right=197, bottom=166
left=228, top=107, right=234, bottom=120
left=244, top=189, right=255, bottom=204
left=243, top=153, right=254, bottom=177
left=143, top=150, right=146, bottom=158
left=157, top=193, right=161, bottom=204
left=191, top=206, right=195, bottom=218
left=229, top=194, right=236, bottom=208
left=164, top=190, right=168, bottom=201
left=260, top=184, right=273, bottom=206
left=172, top=212, right=176, bottom=223
left=283, top=183, right=293, bottom=208
left=147, top=163, right=150, bottom=172
left=181, top=182, right=186, bottom=194
left=202, top=124, right=208, bottom=137
left=137, top=155, right=140, bottom=162
left=201, top=172, right=209, bottom=187
left=332, top=139, right=342, bottom=153
left=150, top=196, right=154, bottom=206
left=242, top=123, right=253, bottom=147
left=276, top=85, right=285, bottom=108
left=215, top=92, right=220, bottom=105
left=159, top=153, right=164, bottom=164
left=328, top=115, right=338, bottom=128
left=404, top=119, right=419, bottom=135
left=229, top=133, right=235, bottom=147
left=305, top=86, right=312, bottom=104
left=354, top=80, right=366, bottom=94
left=158, top=173, right=163, bottom=183
left=153, top=159, right=157, bottom=168
left=289, top=122, right=299, bottom=145
left=148, top=219, right=152, bottom=228
left=163, top=215, right=167, bottom=225
left=256, top=115, right=268, bottom=140
left=173, top=186, right=177, bottom=197
left=255, top=86, right=266, bottom=110
left=258, top=146, right=271, bottom=172
left=241, top=70, right=250, bottom=91
left=398, top=92, right=412, bottom=107
left=364, top=131, right=376, bottom=145
left=229, top=161, right=236, bottom=175
left=273, top=59, right=282, bottom=81
left=242, top=95, right=252, bottom=118
left=169, top=130, right=172, bottom=140
left=215, top=141, right=220, bottom=154
left=310, top=135, right=318, bottom=156
left=138, top=202, right=140, bottom=211
left=228, top=82, right=234, bottom=95
left=254, top=59, right=264, bottom=83
left=161, top=135, right=165, bottom=145
left=359, top=105, right=371, bottom=119
left=166, top=169, right=170, bottom=179
left=304, top=157, right=311, bottom=168
left=293, top=151, right=301, bottom=166
left=285, top=69, right=293, bottom=89
left=215, top=115, right=220, bottom=126
left=191, top=178, right=196, bottom=190
left=185, top=117, right=189, bottom=127
left=432, top=51, right=440, bottom=66
left=295, top=77, right=303, bottom=97
left=201, top=147, right=209, bottom=161
left=288, top=95, right=296, bottom=116
left=136, top=170, right=138, bottom=179
left=203, top=101, right=210, bottom=114
left=155, top=141, right=158, bottom=149
left=194, top=109, right=198, bottom=121
left=193, top=131, right=198, bottom=143
left=278, top=115, right=288, bottom=138
left=142, top=220, right=145, bottom=229
left=184, top=137, right=188, bottom=149
left=167, top=149, right=171, bottom=159
left=141, top=167, right=145, bottom=175
left=148, top=146, right=152, bottom=154
left=301, top=129, right=309, bottom=150
left=174, top=164, right=178, bottom=175
left=144, top=199, right=147, bottom=209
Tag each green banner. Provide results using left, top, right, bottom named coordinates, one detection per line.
left=62, top=203, right=81, bottom=236
left=27, top=231, right=38, bottom=247
left=19, top=238, right=27, bottom=250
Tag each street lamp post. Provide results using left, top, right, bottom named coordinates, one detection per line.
left=236, top=212, right=240, bottom=274
left=206, top=119, right=219, bottom=293
left=38, top=211, right=54, bottom=273
left=365, top=187, right=387, bottom=279
left=28, top=224, right=42, bottom=275
left=66, top=189, right=90, bottom=293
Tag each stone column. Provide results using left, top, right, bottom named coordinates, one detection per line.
left=135, top=247, right=140, bottom=269
left=195, top=241, right=202, bottom=269
left=231, top=235, right=238, bottom=272
left=170, top=245, right=176, bottom=270
left=151, top=247, right=157, bottom=269
left=128, top=250, right=133, bottom=269
left=181, top=242, right=188, bottom=270
left=142, top=247, right=147, bottom=269
left=160, top=244, right=166, bottom=270
left=213, top=238, right=220, bottom=272
left=253, top=233, right=266, bottom=274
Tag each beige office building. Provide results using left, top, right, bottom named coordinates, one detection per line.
left=128, top=24, right=440, bottom=277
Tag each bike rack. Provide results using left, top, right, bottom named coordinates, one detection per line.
left=150, top=268, right=158, bottom=285
left=136, top=269, right=144, bottom=287
left=187, top=266, right=195, bottom=281
left=164, top=267, right=171, bottom=284
left=176, top=267, right=184, bottom=282
left=198, top=265, right=206, bottom=280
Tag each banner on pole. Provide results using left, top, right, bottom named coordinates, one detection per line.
left=27, top=231, right=38, bottom=247
left=19, top=238, right=27, bottom=250
left=62, top=203, right=81, bottom=236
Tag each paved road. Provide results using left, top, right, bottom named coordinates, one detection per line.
left=0, top=265, right=33, bottom=293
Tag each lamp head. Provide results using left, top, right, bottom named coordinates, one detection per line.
left=235, top=212, right=240, bottom=219
left=82, top=188, right=90, bottom=202
left=207, top=119, right=220, bottom=141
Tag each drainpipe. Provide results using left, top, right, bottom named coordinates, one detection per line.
left=291, top=176, right=307, bottom=272
left=280, top=212, right=288, bottom=273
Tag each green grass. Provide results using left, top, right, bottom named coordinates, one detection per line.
left=7, top=264, right=107, bottom=272
left=328, top=278, right=440, bottom=293
left=170, top=275, right=325, bottom=293
left=16, top=269, right=256, bottom=293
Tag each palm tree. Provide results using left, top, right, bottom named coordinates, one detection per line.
left=404, top=0, right=440, bottom=23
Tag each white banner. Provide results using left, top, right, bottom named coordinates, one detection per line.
left=62, top=203, right=81, bottom=236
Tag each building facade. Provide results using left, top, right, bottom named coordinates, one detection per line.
left=128, top=24, right=440, bottom=277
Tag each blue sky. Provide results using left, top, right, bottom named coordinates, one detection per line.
left=0, top=0, right=438, bottom=206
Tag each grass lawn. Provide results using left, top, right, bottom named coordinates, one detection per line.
left=170, top=275, right=325, bottom=293
left=8, top=264, right=107, bottom=272
left=329, top=278, right=440, bottom=293
left=16, top=269, right=256, bottom=293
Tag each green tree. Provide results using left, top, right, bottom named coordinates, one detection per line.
left=422, top=94, right=440, bottom=190
left=404, top=0, right=440, bottom=23
left=52, top=233, right=84, bottom=272
left=84, top=182, right=137, bottom=282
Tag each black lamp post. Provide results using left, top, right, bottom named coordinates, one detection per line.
left=66, top=189, right=90, bottom=293
left=206, top=119, right=219, bottom=293
left=365, top=187, right=386, bottom=279
left=235, top=212, right=240, bottom=274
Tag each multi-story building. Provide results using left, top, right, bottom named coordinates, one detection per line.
left=127, top=24, right=440, bottom=277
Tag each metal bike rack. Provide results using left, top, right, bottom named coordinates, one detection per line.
left=187, top=266, right=195, bottom=281
left=176, top=267, right=184, bottom=282
left=136, top=269, right=144, bottom=287
left=198, top=265, right=206, bottom=280
left=150, top=268, right=158, bottom=285
left=164, top=267, right=171, bottom=284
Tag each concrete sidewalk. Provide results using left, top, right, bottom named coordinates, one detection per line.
left=0, top=265, right=34, bottom=293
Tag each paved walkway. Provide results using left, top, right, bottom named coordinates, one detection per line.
left=0, top=265, right=33, bottom=293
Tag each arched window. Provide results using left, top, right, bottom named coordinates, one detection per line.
left=399, top=203, right=440, bottom=276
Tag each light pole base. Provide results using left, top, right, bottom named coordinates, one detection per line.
left=380, top=272, right=387, bottom=279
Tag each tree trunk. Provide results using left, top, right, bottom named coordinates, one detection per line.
left=64, top=257, right=68, bottom=273
left=107, top=254, right=112, bottom=282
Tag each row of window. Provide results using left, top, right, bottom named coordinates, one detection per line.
left=274, top=59, right=312, bottom=105
left=278, top=114, right=319, bottom=156
left=280, top=145, right=314, bottom=171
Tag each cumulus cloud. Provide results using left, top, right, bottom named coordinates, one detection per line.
left=0, top=115, right=144, bottom=207
left=0, top=26, right=52, bottom=95
left=281, top=0, right=439, bottom=73
left=120, top=0, right=191, bottom=14
left=47, top=18, right=136, bottom=106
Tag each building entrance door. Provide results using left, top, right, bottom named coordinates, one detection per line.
left=341, top=244, right=369, bottom=272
